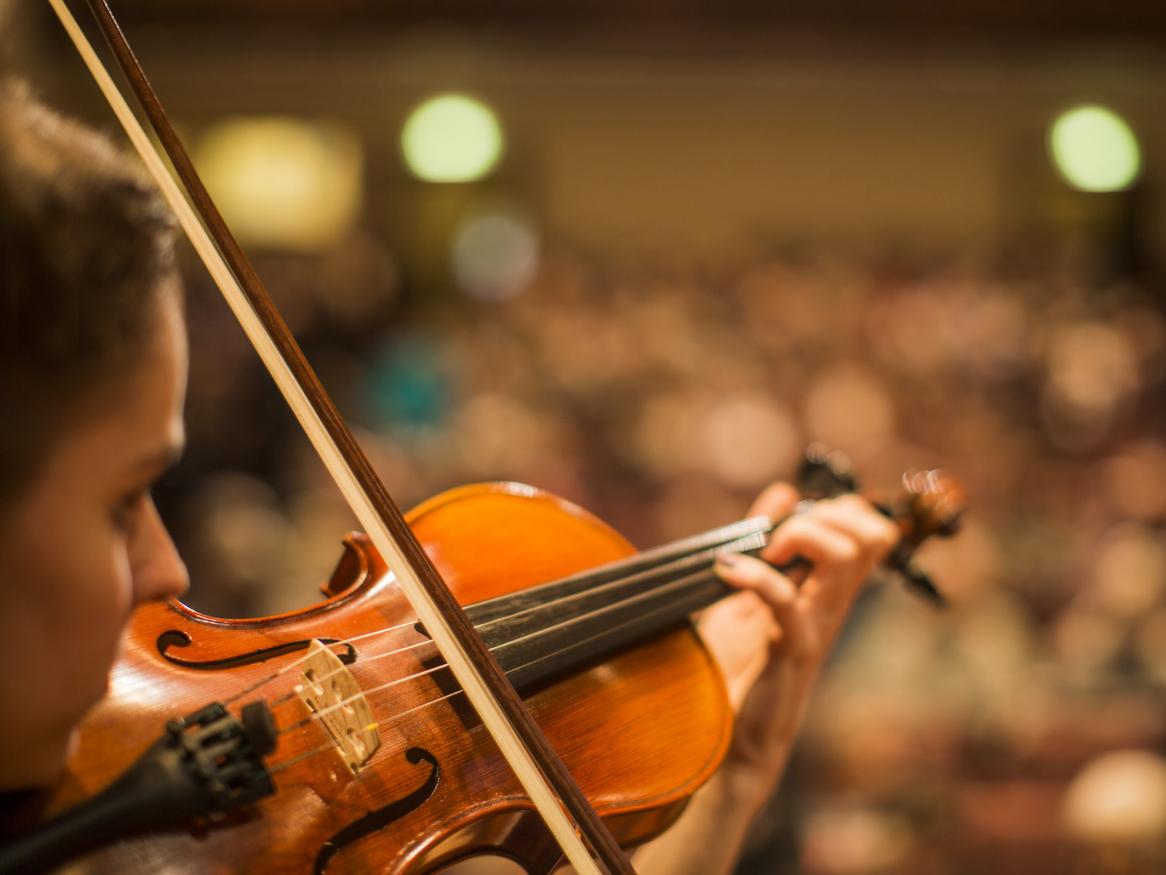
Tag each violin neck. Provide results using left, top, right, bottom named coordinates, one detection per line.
left=461, top=518, right=775, bottom=691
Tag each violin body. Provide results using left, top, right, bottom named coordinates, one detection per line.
left=53, top=482, right=733, bottom=874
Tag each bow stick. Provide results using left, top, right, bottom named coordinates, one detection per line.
left=46, top=1, right=633, bottom=872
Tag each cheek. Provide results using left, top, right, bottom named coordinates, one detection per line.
left=0, top=512, right=134, bottom=725
left=50, top=523, right=136, bottom=682
left=88, top=533, right=136, bottom=644
left=108, top=543, right=136, bottom=636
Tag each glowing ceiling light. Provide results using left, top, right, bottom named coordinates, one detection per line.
left=1049, top=105, right=1142, bottom=193
left=401, top=93, right=504, bottom=183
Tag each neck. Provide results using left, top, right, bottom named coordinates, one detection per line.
left=462, top=517, right=775, bottom=691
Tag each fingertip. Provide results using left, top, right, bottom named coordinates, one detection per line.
left=714, top=551, right=767, bottom=584
left=878, top=516, right=902, bottom=552
left=715, top=553, right=798, bottom=606
left=759, top=535, right=794, bottom=565
left=714, top=551, right=749, bottom=580
left=748, top=481, right=800, bottom=522
left=759, top=515, right=807, bottom=564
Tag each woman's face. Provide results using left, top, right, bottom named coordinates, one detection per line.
left=0, top=287, right=190, bottom=790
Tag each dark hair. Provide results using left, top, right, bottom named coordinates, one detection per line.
left=0, top=80, right=178, bottom=503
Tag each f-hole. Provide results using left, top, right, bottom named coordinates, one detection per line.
left=157, top=631, right=357, bottom=669
left=313, top=747, right=440, bottom=874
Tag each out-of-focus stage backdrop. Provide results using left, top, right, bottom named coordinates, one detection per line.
left=9, top=2, right=1166, bottom=872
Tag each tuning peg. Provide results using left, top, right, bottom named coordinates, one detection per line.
left=901, top=469, right=967, bottom=539
left=897, top=561, right=947, bottom=608
left=797, top=443, right=858, bottom=498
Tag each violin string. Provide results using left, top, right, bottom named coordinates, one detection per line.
left=265, top=525, right=771, bottom=725
left=278, top=557, right=734, bottom=741
left=277, top=660, right=451, bottom=734
left=266, top=562, right=733, bottom=775
left=256, top=520, right=778, bottom=714
left=250, top=513, right=769, bottom=704
left=222, top=525, right=760, bottom=709
left=239, top=517, right=775, bottom=775
left=267, top=721, right=381, bottom=776
left=237, top=518, right=783, bottom=777
left=264, top=635, right=436, bottom=710
left=259, top=506, right=838, bottom=776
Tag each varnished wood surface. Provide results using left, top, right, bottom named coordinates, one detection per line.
left=53, top=483, right=733, bottom=874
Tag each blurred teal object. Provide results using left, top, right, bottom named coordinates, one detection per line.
left=365, top=335, right=451, bottom=428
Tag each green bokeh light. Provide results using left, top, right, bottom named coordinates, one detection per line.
left=1049, top=105, right=1142, bottom=193
left=401, top=94, right=504, bottom=183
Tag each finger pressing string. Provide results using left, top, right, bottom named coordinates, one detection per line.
left=714, top=553, right=814, bottom=664
left=808, top=498, right=900, bottom=557
left=761, top=514, right=861, bottom=569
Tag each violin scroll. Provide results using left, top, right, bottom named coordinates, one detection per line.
left=898, top=469, right=967, bottom=542
left=794, top=446, right=966, bottom=608
left=880, top=469, right=966, bottom=608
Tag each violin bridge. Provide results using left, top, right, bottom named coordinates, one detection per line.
left=295, top=639, right=381, bottom=774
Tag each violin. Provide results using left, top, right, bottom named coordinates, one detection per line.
left=0, top=451, right=963, bottom=874
left=1, top=3, right=965, bottom=872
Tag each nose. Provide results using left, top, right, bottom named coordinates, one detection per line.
left=129, top=497, right=190, bottom=604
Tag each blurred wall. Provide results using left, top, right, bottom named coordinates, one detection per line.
left=23, top=22, right=1166, bottom=259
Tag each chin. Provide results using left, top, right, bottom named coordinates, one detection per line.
left=0, top=712, right=89, bottom=791
left=7, top=735, right=73, bottom=791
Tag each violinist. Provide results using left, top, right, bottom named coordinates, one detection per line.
left=0, top=83, right=899, bottom=873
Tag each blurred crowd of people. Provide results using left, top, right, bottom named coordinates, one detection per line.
left=161, top=230, right=1166, bottom=873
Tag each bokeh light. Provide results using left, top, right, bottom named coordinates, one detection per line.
left=401, top=93, right=505, bottom=183
left=195, top=116, right=362, bottom=251
left=451, top=205, right=540, bottom=301
left=364, top=336, right=451, bottom=429
left=1040, top=321, right=1139, bottom=452
left=803, top=364, right=895, bottom=458
left=698, top=393, right=800, bottom=488
left=1062, top=750, right=1166, bottom=843
left=1048, top=105, right=1142, bottom=192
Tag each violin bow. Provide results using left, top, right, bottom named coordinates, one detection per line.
left=46, top=1, right=633, bottom=872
